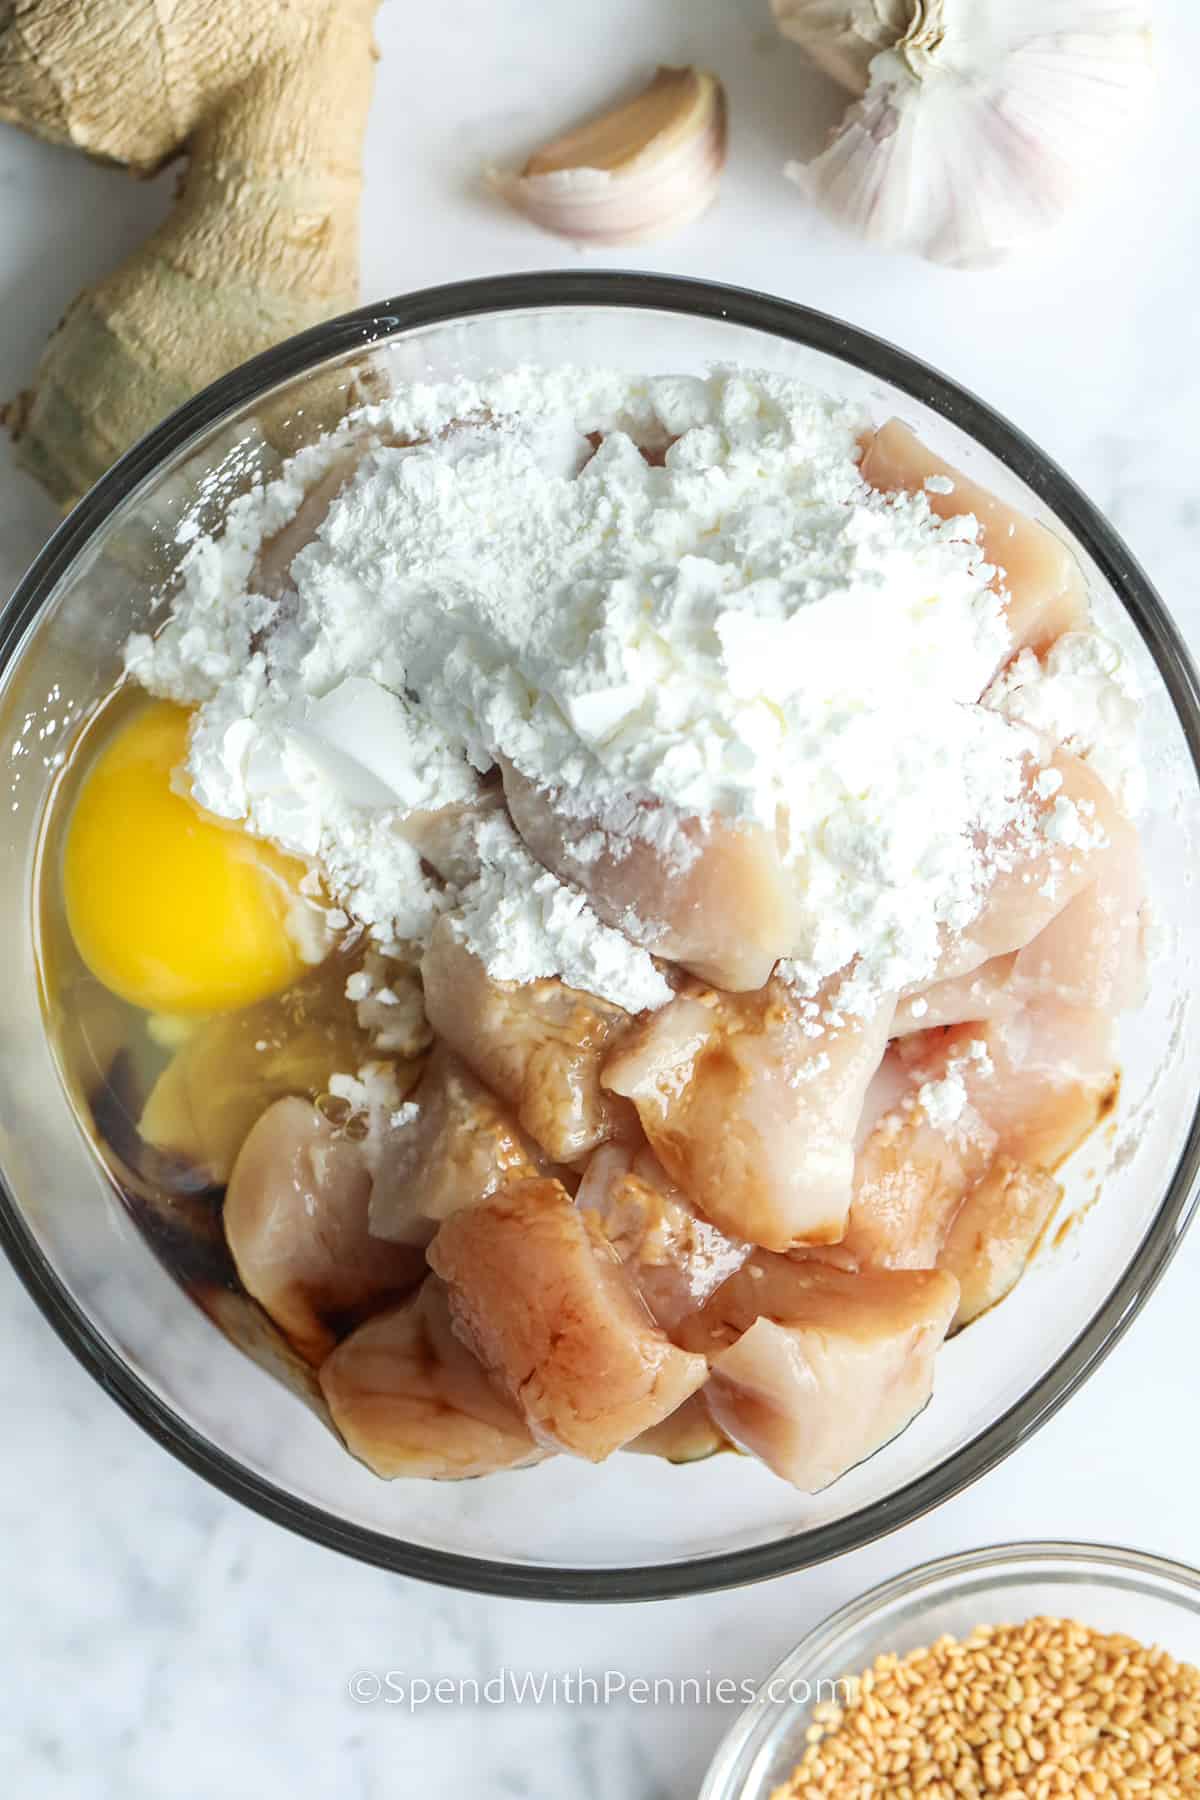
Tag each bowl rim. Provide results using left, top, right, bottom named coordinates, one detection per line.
left=699, top=1537, right=1200, bottom=1798
left=3, top=269, right=1200, bottom=1603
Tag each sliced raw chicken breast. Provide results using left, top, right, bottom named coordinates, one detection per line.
left=1010, top=826, right=1146, bottom=1013
left=427, top=1177, right=708, bottom=1460
left=502, top=763, right=801, bottom=992
left=893, top=955, right=1020, bottom=1036
left=860, top=420, right=1088, bottom=659
left=676, top=1256, right=959, bottom=1492
left=855, top=1048, right=913, bottom=1150
left=786, top=1242, right=863, bottom=1274
left=899, top=821, right=1144, bottom=1033
left=421, top=918, right=638, bottom=1162
left=962, top=1005, right=1117, bottom=1173
left=625, top=1392, right=729, bottom=1463
left=137, top=948, right=400, bottom=1187
left=603, top=979, right=895, bottom=1251
left=319, top=1279, right=543, bottom=1479
left=938, top=1158, right=1061, bottom=1330
left=937, top=749, right=1126, bottom=984
left=395, top=786, right=507, bottom=886
left=224, top=1097, right=424, bottom=1365
left=850, top=1000, right=1114, bottom=1272
left=253, top=453, right=359, bottom=601
left=575, top=1142, right=750, bottom=1329
left=369, top=1044, right=545, bottom=1246
left=845, top=1081, right=996, bottom=1269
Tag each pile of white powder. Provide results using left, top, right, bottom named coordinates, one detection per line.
left=125, top=366, right=1142, bottom=1016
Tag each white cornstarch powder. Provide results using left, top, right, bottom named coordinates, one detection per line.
left=124, top=366, right=1137, bottom=1014
left=984, top=630, right=1145, bottom=816
left=917, top=1039, right=994, bottom=1132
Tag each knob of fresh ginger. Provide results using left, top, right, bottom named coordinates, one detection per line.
left=0, top=0, right=379, bottom=506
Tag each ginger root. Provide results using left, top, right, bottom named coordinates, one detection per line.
left=0, top=0, right=379, bottom=507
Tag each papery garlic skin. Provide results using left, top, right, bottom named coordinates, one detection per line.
left=773, top=0, right=913, bottom=96
left=780, top=1, right=1154, bottom=268
left=490, top=66, right=727, bottom=246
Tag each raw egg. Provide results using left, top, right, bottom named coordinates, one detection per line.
left=63, top=700, right=311, bottom=1015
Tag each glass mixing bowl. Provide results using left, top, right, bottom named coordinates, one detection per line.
left=2, top=273, right=1199, bottom=1602
left=700, top=1541, right=1200, bottom=1798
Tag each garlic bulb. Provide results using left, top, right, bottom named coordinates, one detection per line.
left=774, top=2, right=1154, bottom=268
left=490, top=66, right=727, bottom=246
left=773, top=0, right=913, bottom=95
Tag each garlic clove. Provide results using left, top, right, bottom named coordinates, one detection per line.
left=778, top=1, right=1154, bottom=268
left=490, top=65, right=727, bottom=246
left=772, top=0, right=913, bottom=97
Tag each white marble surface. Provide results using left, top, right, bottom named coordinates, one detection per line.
left=2, top=3, right=1199, bottom=1796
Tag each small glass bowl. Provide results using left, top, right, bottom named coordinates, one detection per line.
left=3, top=273, right=1200, bottom=1600
left=701, top=1541, right=1200, bottom=1799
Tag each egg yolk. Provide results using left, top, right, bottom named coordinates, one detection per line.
left=63, top=700, right=311, bottom=1015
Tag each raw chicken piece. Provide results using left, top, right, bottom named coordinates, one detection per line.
left=319, top=1279, right=543, bottom=1479
left=575, top=1143, right=750, bottom=1329
left=938, top=1158, right=1061, bottom=1330
left=936, top=749, right=1126, bottom=984
left=395, top=786, right=506, bottom=886
left=850, top=1001, right=1113, bottom=1271
left=845, top=1080, right=996, bottom=1269
left=421, top=918, right=638, bottom=1162
left=224, top=1097, right=424, bottom=1365
left=1010, top=826, right=1146, bottom=1014
left=603, top=979, right=895, bottom=1251
left=138, top=950, right=406, bottom=1186
left=962, top=1005, right=1117, bottom=1173
left=860, top=420, right=1088, bottom=659
left=625, top=1392, right=729, bottom=1463
left=675, top=1256, right=959, bottom=1492
left=893, top=955, right=1020, bottom=1036
left=786, top=1242, right=863, bottom=1274
left=253, top=452, right=359, bottom=601
left=502, top=763, right=801, bottom=992
left=254, top=430, right=438, bottom=604
left=900, top=864, right=1143, bottom=1038
left=427, top=1177, right=708, bottom=1460
left=369, top=1044, right=545, bottom=1246
left=897, top=821, right=1145, bottom=1032
left=855, top=1048, right=913, bottom=1150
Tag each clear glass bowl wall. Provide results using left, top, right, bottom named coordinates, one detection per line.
left=701, top=1543, right=1200, bottom=1799
left=1, top=275, right=1198, bottom=1599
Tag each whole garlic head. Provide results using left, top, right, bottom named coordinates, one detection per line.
left=775, top=1, right=1154, bottom=267
left=773, top=0, right=915, bottom=95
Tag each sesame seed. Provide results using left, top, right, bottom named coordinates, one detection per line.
left=771, top=1619, right=1200, bottom=1800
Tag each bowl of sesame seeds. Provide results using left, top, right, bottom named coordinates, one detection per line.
left=700, top=1541, right=1200, bottom=1799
